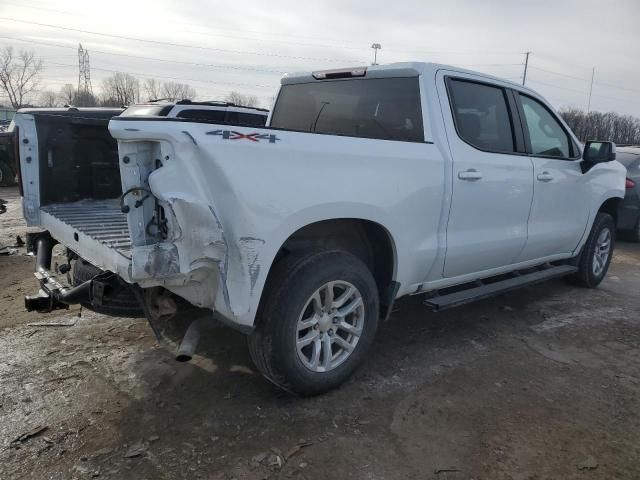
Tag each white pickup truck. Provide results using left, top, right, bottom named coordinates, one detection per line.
left=14, top=62, right=625, bottom=395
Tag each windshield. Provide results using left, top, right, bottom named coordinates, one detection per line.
left=270, top=77, right=424, bottom=142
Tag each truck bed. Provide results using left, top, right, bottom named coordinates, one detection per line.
left=40, top=199, right=133, bottom=259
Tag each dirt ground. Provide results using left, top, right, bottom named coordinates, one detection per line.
left=1, top=184, right=639, bottom=480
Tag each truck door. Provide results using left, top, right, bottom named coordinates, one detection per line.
left=513, top=92, right=590, bottom=260
left=438, top=73, right=534, bottom=277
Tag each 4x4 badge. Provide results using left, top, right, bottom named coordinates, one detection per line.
left=206, top=130, right=280, bottom=143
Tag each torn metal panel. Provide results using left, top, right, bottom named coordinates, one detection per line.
left=238, top=236, right=266, bottom=295
left=141, top=243, right=180, bottom=278
left=128, top=196, right=228, bottom=310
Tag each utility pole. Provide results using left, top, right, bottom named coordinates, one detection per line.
left=371, top=43, right=382, bottom=66
left=586, top=67, right=595, bottom=114
left=77, top=43, right=93, bottom=98
left=522, top=51, right=531, bottom=86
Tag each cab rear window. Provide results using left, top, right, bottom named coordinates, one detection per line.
left=270, top=77, right=424, bottom=142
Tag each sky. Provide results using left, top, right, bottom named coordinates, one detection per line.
left=0, top=0, right=639, bottom=114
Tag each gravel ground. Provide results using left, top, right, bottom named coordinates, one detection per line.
left=1, top=185, right=640, bottom=479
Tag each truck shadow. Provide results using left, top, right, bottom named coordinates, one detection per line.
left=100, top=275, right=607, bottom=477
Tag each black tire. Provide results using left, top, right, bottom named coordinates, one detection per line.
left=569, top=212, right=615, bottom=287
left=72, top=259, right=144, bottom=317
left=0, top=159, right=14, bottom=187
left=248, top=250, right=379, bottom=396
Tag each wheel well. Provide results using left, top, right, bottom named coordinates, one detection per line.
left=268, top=218, right=396, bottom=314
left=599, top=197, right=620, bottom=226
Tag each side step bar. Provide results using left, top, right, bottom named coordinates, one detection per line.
left=424, top=264, right=578, bottom=311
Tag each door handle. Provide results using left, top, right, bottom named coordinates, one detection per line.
left=458, top=169, right=483, bottom=181
left=537, top=172, right=554, bottom=182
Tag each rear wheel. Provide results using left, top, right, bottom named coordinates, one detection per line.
left=248, top=250, right=379, bottom=396
left=72, top=259, right=143, bottom=317
left=569, top=212, right=615, bottom=287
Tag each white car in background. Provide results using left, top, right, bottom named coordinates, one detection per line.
left=121, top=99, right=268, bottom=126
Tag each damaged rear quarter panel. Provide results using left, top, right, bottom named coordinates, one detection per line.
left=109, top=118, right=439, bottom=328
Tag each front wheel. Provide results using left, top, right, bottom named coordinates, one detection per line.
left=248, top=250, right=379, bottom=396
left=569, top=212, right=615, bottom=287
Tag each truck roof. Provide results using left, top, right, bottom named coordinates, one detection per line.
left=282, top=61, right=529, bottom=92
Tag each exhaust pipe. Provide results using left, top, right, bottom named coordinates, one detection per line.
left=175, top=317, right=204, bottom=362
left=34, top=233, right=55, bottom=273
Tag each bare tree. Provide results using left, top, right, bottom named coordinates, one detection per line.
left=59, top=83, right=76, bottom=106
left=100, top=72, right=139, bottom=107
left=57, top=83, right=98, bottom=107
left=75, top=90, right=98, bottom=107
left=224, top=91, right=259, bottom=107
left=161, top=81, right=196, bottom=101
left=39, top=89, right=58, bottom=107
left=142, top=78, right=162, bottom=101
left=0, top=47, right=44, bottom=108
left=559, top=107, right=640, bottom=145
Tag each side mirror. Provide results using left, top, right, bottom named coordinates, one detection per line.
left=583, top=141, right=616, bottom=163
left=581, top=141, right=616, bottom=173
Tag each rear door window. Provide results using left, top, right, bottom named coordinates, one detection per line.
left=270, top=77, right=424, bottom=142
left=519, top=95, right=571, bottom=158
left=447, top=79, right=516, bottom=153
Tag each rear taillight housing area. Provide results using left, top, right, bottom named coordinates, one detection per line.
left=625, top=178, right=636, bottom=189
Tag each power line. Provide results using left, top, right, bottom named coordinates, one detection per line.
left=456, top=63, right=522, bottom=67
left=529, top=79, right=640, bottom=106
left=2, top=0, right=368, bottom=52
left=2, top=0, right=528, bottom=57
left=0, top=14, right=532, bottom=69
left=0, top=16, right=365, bottom=63
left=45, top=61, right=276, bottom=90
left=0, top=36, right=524, bottom=83
left=530, top=65, right=640, bottom=95
left=0, top=13, right=636, bottom=112
left=591, top=92, right=640, bottom=104
left=526, top=79, right=589, bottom=95
left=0, top=0, right=373, bottom=49
left=593, top=81, right=640, bottom=95
left=0, top=36, right=289, bottom=74
left=529, top=66, right=590, bottom=82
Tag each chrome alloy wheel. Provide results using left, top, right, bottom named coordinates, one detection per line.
left=592, top=227, right=612, bottom=277
left=296, top=280, right=365, bottom=373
